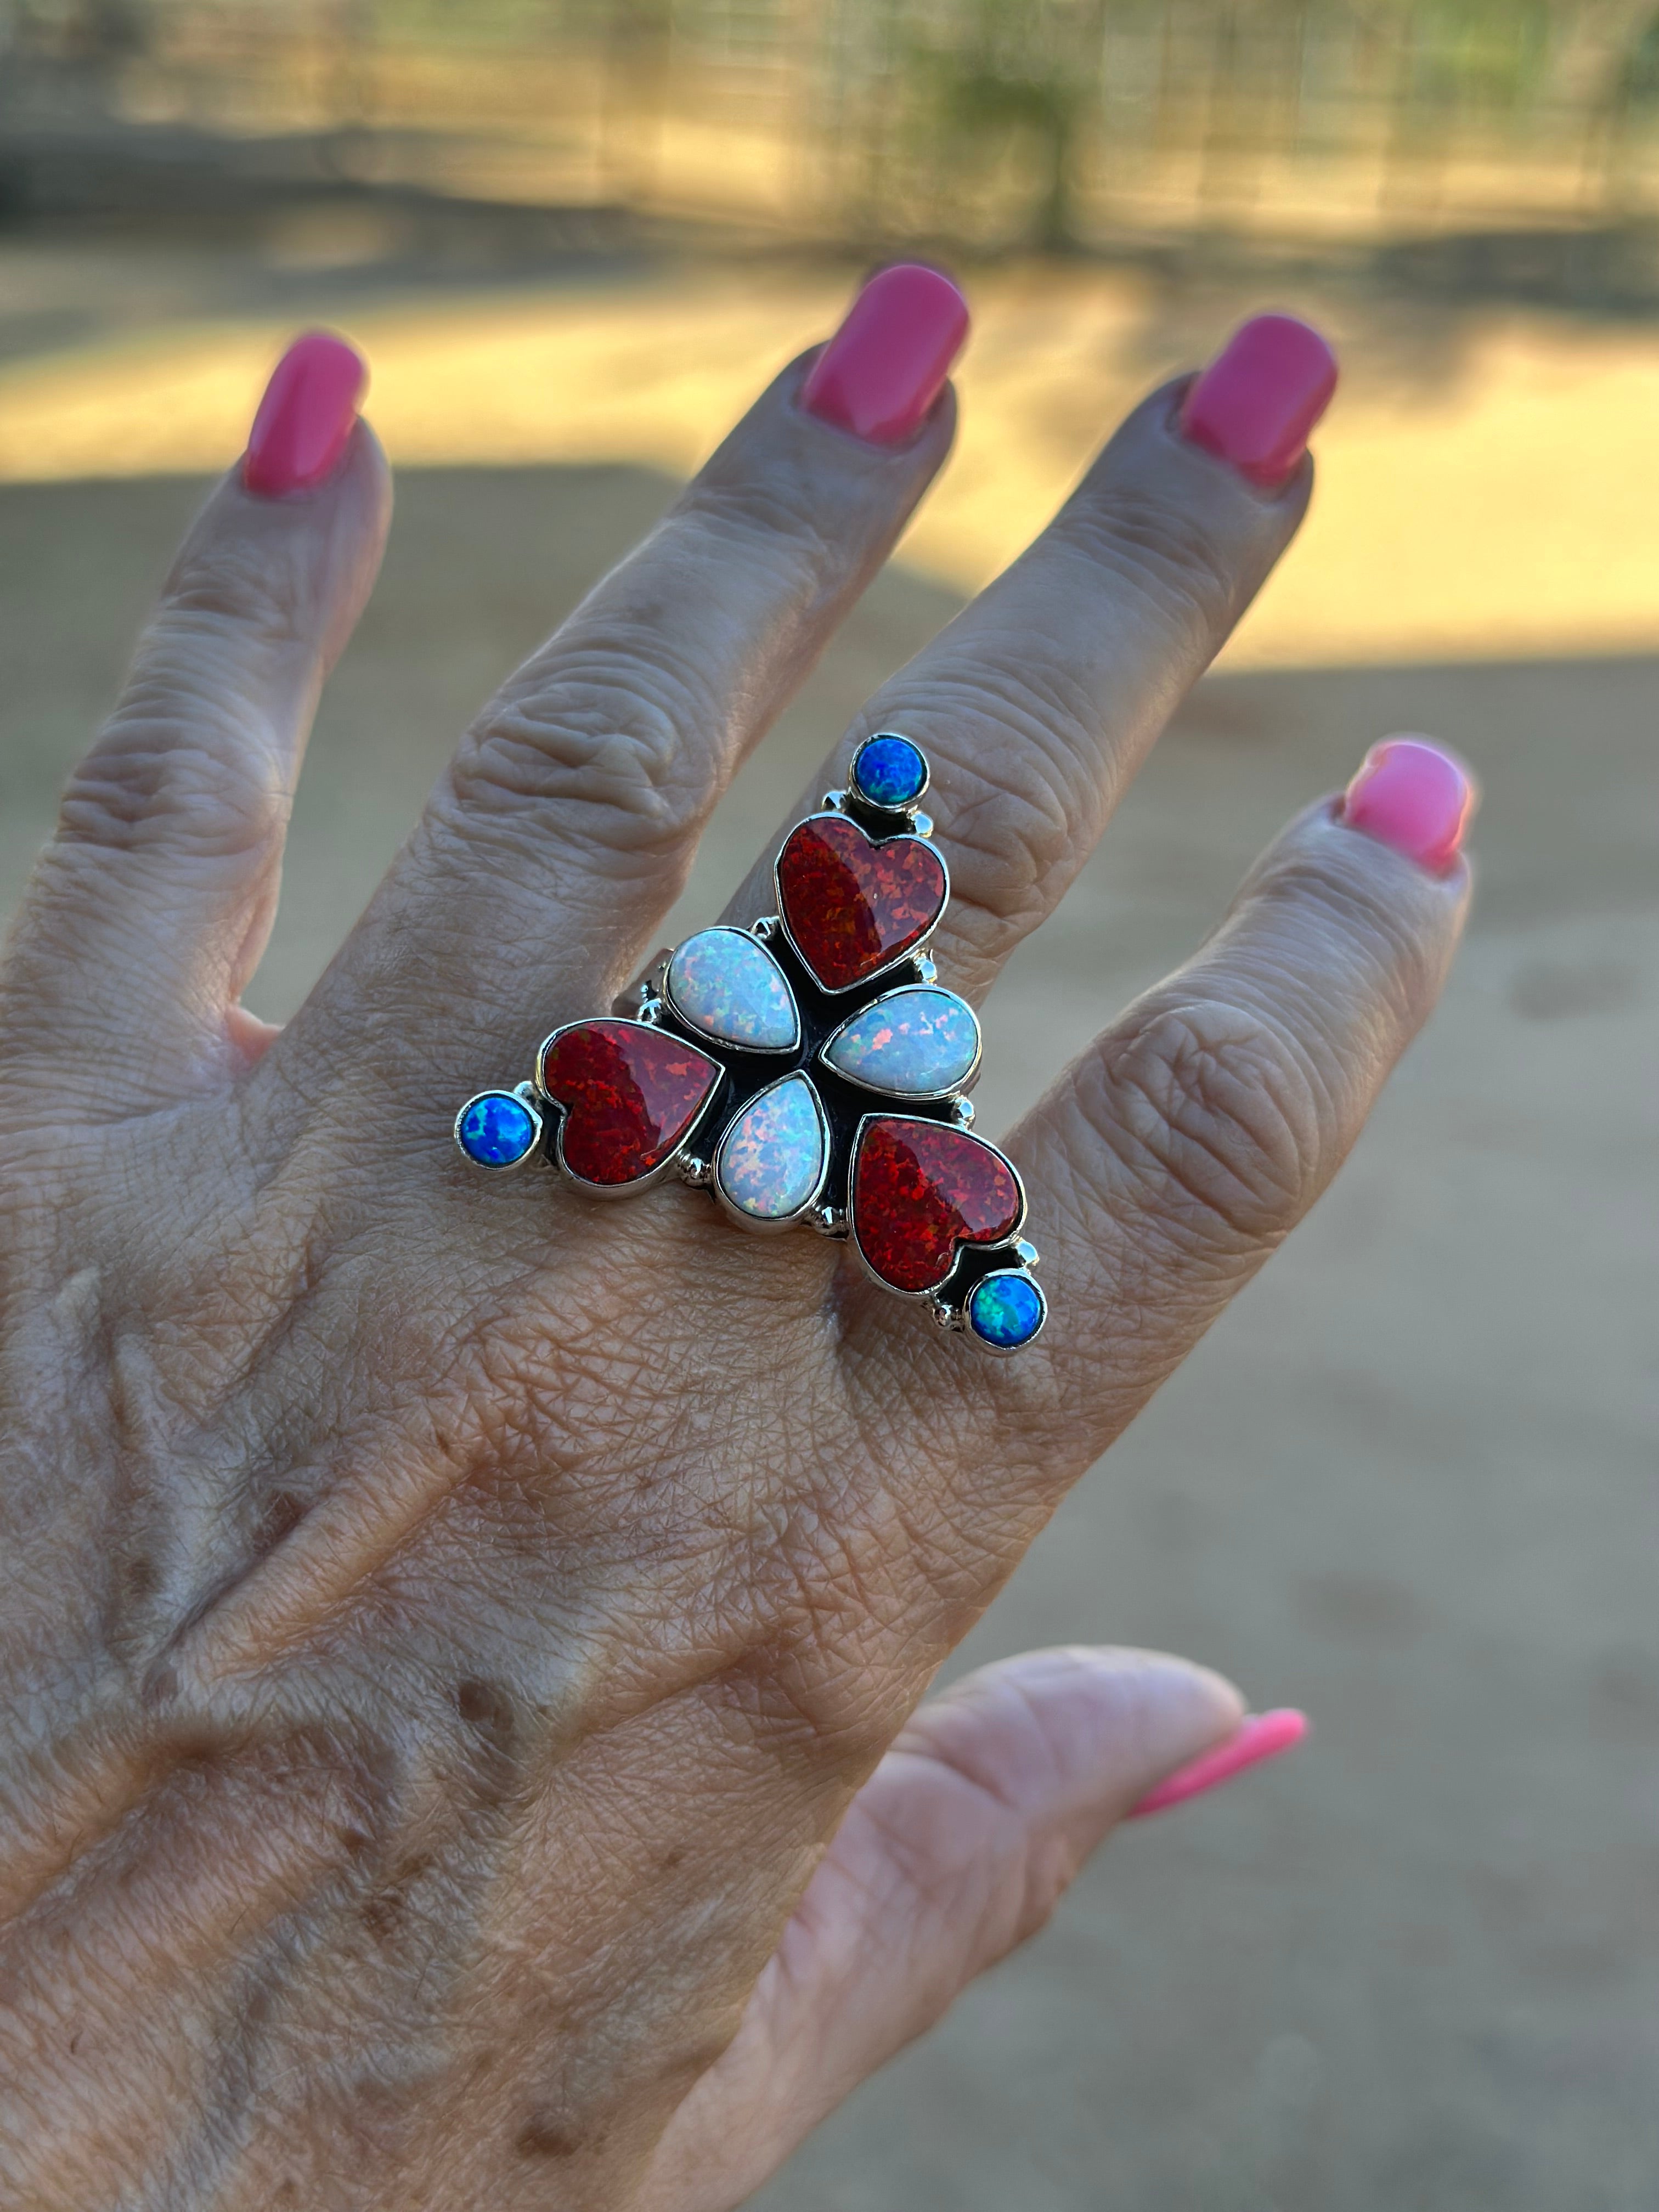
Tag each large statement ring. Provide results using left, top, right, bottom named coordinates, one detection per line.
left=454, top=736, right=1045, bottom=1353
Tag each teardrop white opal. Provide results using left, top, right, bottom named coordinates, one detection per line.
left=821, top=986, right=980, bottom=1097
left=714, top=1074, right=826, bottom=1224
left=665, top=927, right=799, bottom=1051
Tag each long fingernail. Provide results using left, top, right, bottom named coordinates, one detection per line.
left=1128, top=1708, right=1308, bottom=1819
left=243, top=331, right=366, bottom=497
left=1341, top=737, right=1476, bottom=874
left=1180, top=314, right=1338, bottom=488
left=801, top=264, right=969, bottom=445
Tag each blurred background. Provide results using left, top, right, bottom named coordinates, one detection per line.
left=0, top=4, right=1654, bottom=2208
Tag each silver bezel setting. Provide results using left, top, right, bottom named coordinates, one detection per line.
left=710, top=1071, right=832, bottom=1236
left=817, top=983, right=983, bottom=1102
left=453, top=1085, right=545, bottom=1172
left=535, top=1018, right=724, bottom=1200
left=846, top=1111, right=1028, bottom=1302
left=773, top=810, right=951, bottom=998
left=662, top=924, right=802, bottom=1056
left=962, top=1267, right=1048, bottom=1357
left=850, top=731, right=932, bottom=815
left=454, top=735, right=1045, bottom=1351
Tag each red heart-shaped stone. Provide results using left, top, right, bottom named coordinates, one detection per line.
left=539, top=1020, right=720, bottom=1187
left=776, top=815, right=947, bottom=993
left=851, top=1115, right=1024, bottom=1294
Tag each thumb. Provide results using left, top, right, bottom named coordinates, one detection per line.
left=645, top=1647, right=1296, bottom=2212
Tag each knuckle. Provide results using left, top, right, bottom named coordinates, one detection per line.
left=58, top=713, right=281, bottom=860
left=1250, top=842, right=1449, bottom=1027
left=915, top=673, right=1080, bottom=932
left=1054, top=483, right=1244, bottom=646
left=53, top=545, right=306, bottom=859
left=447, top=637, right=719, bottom=862
left=676, top=472, right=836, bottom=575
left=159, top=534, right=314, bottom=672
left=1090, top=998, right=1328, bottom=1254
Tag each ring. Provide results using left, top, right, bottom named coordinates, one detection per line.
left=454, top=736, right=1046, bottom=1353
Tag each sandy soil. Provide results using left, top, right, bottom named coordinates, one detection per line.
left=0, top=452, right=1652, bottom=2209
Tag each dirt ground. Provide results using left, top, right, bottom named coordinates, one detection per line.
left=0, top=446, right=1651, bottom=2210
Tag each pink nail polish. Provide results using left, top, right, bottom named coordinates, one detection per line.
left=1340, top=738, right=1476, bottom=874
left=801, top=264, right=969, bottom=446
left=1127, top=1708, right=1308, bottom=1819
left=243, top=331, right=366, bottom=498
left=1180, top=314, right=1338, bottom=488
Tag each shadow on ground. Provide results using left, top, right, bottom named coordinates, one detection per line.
left=0, top=467, right=1653, bottom=2211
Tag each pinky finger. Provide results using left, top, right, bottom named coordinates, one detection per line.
left=639, top=1647, right=1252, bottom=2212
left=1000, top=738, right=1475, bottom=1439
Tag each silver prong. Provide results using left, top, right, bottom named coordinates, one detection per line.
left=1015, top=1238, right=1040, bottom=1268
left=913, top=955, right=938, bottom=985
left=809, top=1203, right=848, bottom=1238
left=612, top=947, right=673, bottom=1018
left=912, top=810, right=933, bottom=839
left=823, top=789, right=846, bottom=811
left=751, top=916, right=778, bottom=941
left=637, top=994, right=663, bottom=1025
left=679, top=1155, right=713, bottom=1188
left=950, top=1096, right=975, bottom=1128
left=928, top=1295, right=964, bottom=1331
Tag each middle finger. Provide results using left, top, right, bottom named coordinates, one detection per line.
left=294, top=266, right=968, bottom=1092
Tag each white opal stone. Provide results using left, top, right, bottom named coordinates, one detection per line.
left=715, top=1074, right=826, bottom=1223
left=667, top=927, right=799, bottom=1051
left=821, top=987, right=979, bottom=1096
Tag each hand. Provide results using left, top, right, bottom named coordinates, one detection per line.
left=0, top=275, right=1471, bottom=2209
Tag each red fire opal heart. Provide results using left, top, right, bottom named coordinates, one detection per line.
left=539, top=1020, right=720, bottom=1187
left=851, top=1116, right=1024, bottom=1294
left=776, top=815, right=947, bottom=992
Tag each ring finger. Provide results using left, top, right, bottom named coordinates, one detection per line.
left=721, top=314, right=1338, bottom=1002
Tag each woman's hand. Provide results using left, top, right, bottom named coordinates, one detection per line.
left=0, top=274, right=1471, bottom=2209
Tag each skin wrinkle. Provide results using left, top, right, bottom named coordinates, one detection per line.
left=456, top=654, right=731, bottom=833
left=718, top=405, right=1308, bottom=998
left=0, top=318, right=1474, bottom=2205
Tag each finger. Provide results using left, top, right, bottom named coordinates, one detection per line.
left=957, top=742, right=1475, bottom=1442
left=640, top=1647, right=1249, bottom=2212
left=2, top=332, right=387, bottom=1102
left=320, top=267, right=968, bottom=1076
left=723, top=314, right=1337, bottom=1000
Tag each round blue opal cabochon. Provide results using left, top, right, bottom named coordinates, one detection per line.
left=852, top=733, right=928, bottom=811
left=458, top=1091, right=539, bottom=1168
left=967, top=1269, right=1046, bottom=1350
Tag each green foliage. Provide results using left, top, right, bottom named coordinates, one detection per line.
left=1400, top=0, right=1555, bottom=112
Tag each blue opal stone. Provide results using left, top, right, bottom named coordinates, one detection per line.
left=853, top=734, right=928, bottom=811
left=715, top=1074, right=826, bottom=1223
left=458, top=1091, right=538, bottom=1168
left=967, top=1270, right=1045, bottom=1349
left=821, top=987, right=980, bottom=1097
left=667, top=927, right=799, bottom=1052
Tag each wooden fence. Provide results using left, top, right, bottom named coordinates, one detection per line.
left=8, top=1, right=1659, bottom=248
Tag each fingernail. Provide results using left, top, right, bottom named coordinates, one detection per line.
left=1128, top=1708, right=1308, bottom=1819
left=1340, top=737, right=1476, bottom=874
left=802, top=264, right=969, bottom=446
left=1180, top=314, right=1338, bottom=488
left=243, top=331, right=366, bottom=497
